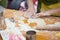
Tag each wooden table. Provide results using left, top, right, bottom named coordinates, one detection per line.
left=3, top=9, right=19, bottom=18
left=0, top=9, right=60, bottom=40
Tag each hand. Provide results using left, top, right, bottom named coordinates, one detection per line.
left=31, top=12, right=51, bottom=18
left=24, top=9, right=35, bottom=18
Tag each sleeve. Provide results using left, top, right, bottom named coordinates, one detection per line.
left=10, top=0, right=23, bottom=10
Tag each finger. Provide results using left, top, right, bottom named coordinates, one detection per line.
left=31, top=15, right=38, bottom=18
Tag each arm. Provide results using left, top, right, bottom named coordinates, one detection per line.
left=32, top=8, right=60, bottom=18
left=45, top=8, right=60, bottom=15
left=39, top=8, right=60, bottom=16
left=24, top=0, right=35, bottom=18
left=26, top=0, right=35, bottom=13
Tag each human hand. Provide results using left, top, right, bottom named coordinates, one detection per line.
left=31, top=12, right=51, bottom=18
left=24, top=9, right=35, bottom=18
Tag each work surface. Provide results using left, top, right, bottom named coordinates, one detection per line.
left=0, top=9, right=60, bottom=40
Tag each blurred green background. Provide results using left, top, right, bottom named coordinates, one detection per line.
left=0, top=0, right=8, bottom=8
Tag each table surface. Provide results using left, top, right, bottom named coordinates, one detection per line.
left=0, top=9, right=60, bottom=40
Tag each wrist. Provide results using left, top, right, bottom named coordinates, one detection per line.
left=44, top=11, right=51, bottom=16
